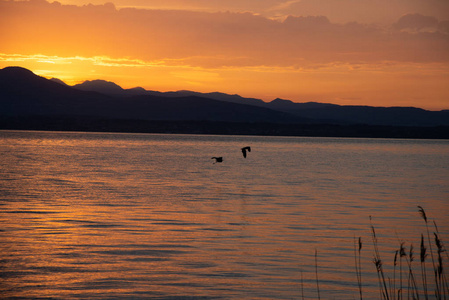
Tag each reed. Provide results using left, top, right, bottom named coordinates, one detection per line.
left=394, top=249, right=398, bottom=300
left=418, top=205, right=449, bottom=299
left=300, top=270, right=305, bottom=300
left=433, top=222, right=449, bottom=296
left=406, top=243, right=419, bottom=299
left=377, top=206, right=447, bottom=300
left=370, top=216, right=390, bottom=300
left=315, top=249, right=321, bottom=300
left=310, top=206, right=447, bottom=299
left=399, top=242, right=406, bottom=300
left=421, top=234, right=429, bottom=300
left=354, top=236, right=363, bottom=299
left=418, top=205, right=440, bottom=298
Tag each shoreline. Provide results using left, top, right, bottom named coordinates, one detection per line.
left=2, top=116, right=449, bottom=140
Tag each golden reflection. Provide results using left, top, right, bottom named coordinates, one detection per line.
left=1, top=132, right=448, bottom=299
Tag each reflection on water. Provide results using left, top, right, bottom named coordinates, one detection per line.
left=1, top=130, right=448, bottom=299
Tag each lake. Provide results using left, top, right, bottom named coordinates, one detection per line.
left=1, top=130, right=448, bottom=299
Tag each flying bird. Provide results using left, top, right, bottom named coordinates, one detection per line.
left=241, top=146, right=251, bottom=158
left=211, top=157, right=223, bottom=164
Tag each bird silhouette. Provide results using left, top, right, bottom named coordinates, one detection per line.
left=211, top=157, right=223, bottom=164
left=241, top=146, right=251, bottom=158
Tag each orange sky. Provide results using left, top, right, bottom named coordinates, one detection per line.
left=1, top=0, right=449, bottom=110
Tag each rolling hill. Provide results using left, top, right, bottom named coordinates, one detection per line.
left=67, top=76, right=449, bottom=127
left=1, top=66, right=449, bottom=138
left=1, top=66, right=305, bottom=123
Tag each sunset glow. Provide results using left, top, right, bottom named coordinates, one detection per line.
left=1, top=0, right=449, bottom=109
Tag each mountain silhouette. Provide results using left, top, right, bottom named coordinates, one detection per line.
left=49, top=77, right=68, bottom=86
left=72, top=80, right=155, bottom=97
left=69, top=79, right=267, bottom=106
left=0, top=66, right=305, bottom=123
left=62, top=72, right=449, bottom=127
left=265, top=98, right=449, bottom=127
left=1, top=66, right=448, bottom=138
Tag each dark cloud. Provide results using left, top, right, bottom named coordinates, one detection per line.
left=281, top=0, right=449, bottom=24
left=56, top=0, right=449, bottom=24
left=439, top=20, right=449, bottom=34
left=394, top=13, right=439, bottom=31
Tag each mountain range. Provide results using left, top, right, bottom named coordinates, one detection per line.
left=68, top=77, right=449, bottom=127
left=1, top=66, right=449, bottom=138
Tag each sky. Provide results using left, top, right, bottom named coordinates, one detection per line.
left=1, top=0, right=449, bottom=110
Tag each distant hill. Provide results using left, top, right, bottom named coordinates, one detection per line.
left=264, top=98, right=449, bottom=127
left=0, top=66, right=305, bottom=123
left=72, top=80, right=153, bottom=97
left=70, top=79, right=267, bottom=107
left=66, top=76, right=449, bottom=127
left=1, top=66, right=448, bottom=138
left=49, top=77, right=68, bottom=86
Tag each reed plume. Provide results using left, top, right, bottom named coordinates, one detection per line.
left=434, top=221, right=449, bottom=262
left=305, top=207, right=446, bottom=299
left=433, top=221, right=449, bottom=296
left=420, top=234, right=429, bottom=300
left=418, top=206, right=427, bottom=224
left=418, top=206, right=439, bottom=298
left=394, top=250, right=398, bottom=300
left=398, top=242, right=406, bottom=300
left=434, top=231, right=449, bottom=298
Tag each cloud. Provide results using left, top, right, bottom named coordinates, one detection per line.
left=266, top=0, right=302, bottom=12
left=54, top=0, right=449, bottom=22
left=269, top=0, right=449, bottom=24
left=440, top=21, right=449, bottom=34
left=2, top=0, right=449, bottom=70
left=394, top=13, right=439, bottom=32
left=0, top=53, right=174, bottom=69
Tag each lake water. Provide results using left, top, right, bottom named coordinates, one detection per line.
left=1, top=130, right=448, bottom=299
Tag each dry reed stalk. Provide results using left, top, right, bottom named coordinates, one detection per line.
left=304, top=207, right=447, bottom=300
left=354, top=236, right=363, bottom=300
left=404, top=243, right=419, bottom=299
left=394, top=250, right=398, bottom=300
left=399, top=242, right=406, bottom=300
left=300, top=270, right=305, bottom=300
left=370, top=216, right=390, bottom=300
left=418, top=206, right=440, bottom=298
left=434, top=231, right=449, bottom=299
left=359, top=237, right=363, bottom=300
left=420, top=234, right=429, bottom=300
left=433, top=222, right=449, bottom=297
left=315, top=249, right=321, bottom=300
left=434, top=221, right=449, bottom=262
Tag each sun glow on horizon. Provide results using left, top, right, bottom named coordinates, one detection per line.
left=1, top=0, right=449, bottom=110
left=2, top=52, right=449, bottom=110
